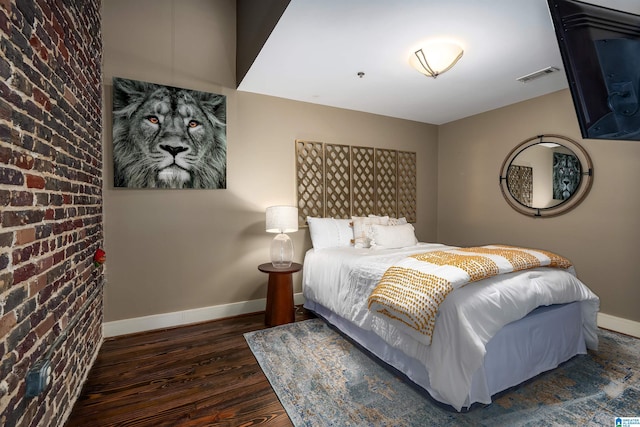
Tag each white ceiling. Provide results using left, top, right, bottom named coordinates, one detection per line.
left=238, top=0, right=639, bottom=125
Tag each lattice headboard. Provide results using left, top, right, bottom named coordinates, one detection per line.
left=507, top=165, right=533, bottom=207
left=295, top=140, right=416, bottom=225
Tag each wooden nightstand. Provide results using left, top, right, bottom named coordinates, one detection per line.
left=258, top=262, right=302, bottom=327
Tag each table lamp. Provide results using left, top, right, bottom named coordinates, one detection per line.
left=265, top=206, right=298, bottom=268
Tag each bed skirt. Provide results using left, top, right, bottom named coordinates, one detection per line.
left=304, top=300, right=586, bottom=410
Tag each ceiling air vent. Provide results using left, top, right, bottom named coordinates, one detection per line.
left=516, top=66, right=560, bottom=83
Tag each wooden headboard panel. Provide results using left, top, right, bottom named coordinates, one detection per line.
left=295, top=140, right=416, bottom=225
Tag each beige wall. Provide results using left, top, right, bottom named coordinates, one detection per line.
left=102, top=0, right=438, bottom=322
left=438, top=89, right=640, bottom=322
left=103, top=1, right=639, bottom=326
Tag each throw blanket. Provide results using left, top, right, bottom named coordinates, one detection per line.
left=367, top=245, right=572, bottom=345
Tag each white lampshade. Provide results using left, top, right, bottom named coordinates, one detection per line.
left=409, top=41, right=464, bottom=78
left=265, top=206, right=298, bottom=233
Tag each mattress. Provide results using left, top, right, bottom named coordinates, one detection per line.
left=302, top=244, right=600, bottom=410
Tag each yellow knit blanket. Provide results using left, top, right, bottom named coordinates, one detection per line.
left=367, top=245, right=572, bottom=345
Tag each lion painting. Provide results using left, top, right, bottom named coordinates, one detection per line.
left=552, top=152, right=580, bottom=200
left=112, top=77, right=226, bottom=189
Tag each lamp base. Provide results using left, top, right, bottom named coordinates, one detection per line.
left=270, top=233, right=294, bottom=268
left=271, top=260, right=293, bottom=269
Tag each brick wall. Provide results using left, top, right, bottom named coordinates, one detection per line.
left=0, top=1, right=103, bottom=426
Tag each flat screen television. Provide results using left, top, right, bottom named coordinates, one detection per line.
left=547, top=0, right=640, bottom=140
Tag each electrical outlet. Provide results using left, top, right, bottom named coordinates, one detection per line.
left=26, top=359, right=52, bottom=397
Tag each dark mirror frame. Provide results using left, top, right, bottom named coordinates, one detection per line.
left=499, top=134, right=593, bottom=217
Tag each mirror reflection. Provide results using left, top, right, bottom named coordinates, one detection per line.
left=500, top=135, right=593, bottom=217
left=507, top=143, right=580, bottom=208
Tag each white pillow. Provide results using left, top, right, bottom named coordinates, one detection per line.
left=352, top=215, right=389, bottom=248
left=307, top=217, right=353, bottom=249
left=388, top=217, right=408, bottom=226
left=370, top=223, right=418, bottom=249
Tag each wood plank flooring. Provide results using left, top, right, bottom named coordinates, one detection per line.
left=65, top=308, right=315, bottom=427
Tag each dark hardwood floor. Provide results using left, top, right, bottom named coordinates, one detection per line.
left=65, top=307, right=315, bottom=427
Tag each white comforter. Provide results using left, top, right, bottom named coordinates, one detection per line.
left=302, top=243, right=600, bottom=411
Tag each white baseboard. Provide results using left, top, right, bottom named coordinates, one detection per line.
left=103, top=293, right=306, bottom=337
left=104, top=296, right=640, bottom=339
left=597, top=312, right=640, bottom=338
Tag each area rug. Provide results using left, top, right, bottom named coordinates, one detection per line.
left=244, top=319, right=639, bottom=427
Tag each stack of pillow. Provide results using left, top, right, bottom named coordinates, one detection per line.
left=307, top=215, right=418, bottom=250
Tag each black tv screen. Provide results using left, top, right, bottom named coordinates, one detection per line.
left=547, top=0, right=640, bottom=140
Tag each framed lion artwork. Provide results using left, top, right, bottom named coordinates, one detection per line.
left=112, top=77, right=226, bottom=189
left=552, top=152, right=580, bottom=200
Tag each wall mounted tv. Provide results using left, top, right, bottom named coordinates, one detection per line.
left=547, top=0, right=640, bottom=141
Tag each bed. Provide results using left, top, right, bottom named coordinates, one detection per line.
left=301, top=216, right=600, bottom=412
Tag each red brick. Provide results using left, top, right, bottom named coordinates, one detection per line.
left=15, top=330, right=37, bottom=358
left=59, top=313, right=69, bottom=330
left=0, top=312, right=17, bottom=339
left=15, top=228, right=35, bottom=245
left=51, top=13, right=64, bottom=36
left=35, top=0, right=51, bottom=19
left=29, top=274, right=47, bottom=295
left=14, top=152, right=34, bottom=169
left=32, top=86, right=51, bottom=111
left=34, top=314, right=55, bottom=338
left=39, top=46, right=48, bottom=61
left=64, top=86, right=77, bottom=106
left=52, top=250, right=64, bottom=264
left=29, top=34, right=40, bottom=49
left=26, top=173, right=45, bottom=188
left=43, top=20, right=58, bottom=46
left=13, top=262, right=37, bottom=284
left=57, top=40, right=69, bottom=61
left=13, top=245, right=32, bottom=264
left=38, top=254, right=54, bottom=272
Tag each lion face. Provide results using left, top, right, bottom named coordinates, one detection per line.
left=113, top=78, right=226, bottom=189
left=553, top=153, right=580, bottom=200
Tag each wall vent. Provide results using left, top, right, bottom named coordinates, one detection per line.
left=517, top=66, right=560, bottom=83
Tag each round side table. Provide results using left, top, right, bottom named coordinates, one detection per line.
left=258, top=262, right=302, bottom=327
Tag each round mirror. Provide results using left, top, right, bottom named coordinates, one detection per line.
left=499, top=134, right=593, bottom=217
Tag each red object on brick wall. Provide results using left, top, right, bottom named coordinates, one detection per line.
left=93, top=248, right=106, bottom=267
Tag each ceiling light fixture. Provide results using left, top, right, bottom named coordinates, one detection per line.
left=538, top=142, right=561, bottom=148
left=410, top=41, right=464, bottom=78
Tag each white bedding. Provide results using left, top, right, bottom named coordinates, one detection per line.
left=302, top=243, right=600, bottom=411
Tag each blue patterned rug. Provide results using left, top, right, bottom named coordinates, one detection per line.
left=244, top=319, right=639, bottom=426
